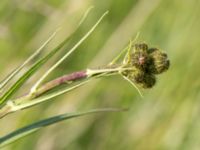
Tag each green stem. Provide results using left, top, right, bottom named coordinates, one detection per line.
left=0, top=66, right=125, bottom=118
left=0, top=63, right=136, bottom=119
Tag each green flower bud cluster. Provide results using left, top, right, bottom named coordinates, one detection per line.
left=122, top=43, right=170, bottom=88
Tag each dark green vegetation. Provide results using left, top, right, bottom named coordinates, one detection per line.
left=0, top=0, right=199, bottom=150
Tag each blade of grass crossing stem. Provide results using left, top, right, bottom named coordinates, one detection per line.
left=15, top=79, right=92, bottom=110
left=30, top=11, right=109, bottom=94
left=0, top=7, right=95, bottom=105
left=0, top=108, right=127, bottom=148
left=0, top=28, right=59, bottom=92
left=1, top=69, right=118, bottom=118
left=0, top=6, right=94, bottom=92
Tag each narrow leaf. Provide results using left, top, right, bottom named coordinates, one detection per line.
left=0, top=28, right=59, bottom=92
left=15, top=79, right=92, bottom=110
left=0, top=8, right=94, bottom=105
left=0, top=108, right=127, bottom=148
left=31, top=11, right=109, bottom=94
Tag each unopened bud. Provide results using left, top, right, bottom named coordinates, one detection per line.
left=148, top=48, right=170, bottom=74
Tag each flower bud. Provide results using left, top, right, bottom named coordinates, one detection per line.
left=122, top=68, right=156, bottom=89
left=121, top=67, right=145, bottom=84
left=130, top=43, right=150, bottom=70
left=148, top=48, right=170, bottom=74
left=134, top=43, right=148, bottom=52
left=121, top=43, right=169, bottom=89
left=130, top=52, right=149, bottom=70
left=139, top=74, right=156, bottom=88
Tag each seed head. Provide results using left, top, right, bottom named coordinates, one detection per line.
left=122, top=67, right=145, bottom=84
left=148, top=48, right=170, bottom=74
left=139, top=74, right=156, bottom=88
left=121, top=67, right=156, bottom=89
left=130, top=43, right=149, bottom=70
left=120, top=42, right=170, bottom=90
left=134, top=43, right=148, bottom=52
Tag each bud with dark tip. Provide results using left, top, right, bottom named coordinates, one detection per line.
left=134, top=43, right=148, bottom=52
left=130, top=52, right=149, bottom=70
left=121, top=66, right=145, bottom=84
left=130, top=43, right=150, bottom=70
left=139, top=74, right=156, bottom=88
left=122, top=67, right=156, bottom=89
left=121, top=42, right=169, bottom=90
left=148, top=48, right=170, bottom=74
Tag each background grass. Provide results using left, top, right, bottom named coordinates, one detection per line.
left=0, top=0, right=200, bottom=150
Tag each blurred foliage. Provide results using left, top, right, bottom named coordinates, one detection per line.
left=0, top=0, right=200, bottom=150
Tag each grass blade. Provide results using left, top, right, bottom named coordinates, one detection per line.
left=0, top=28, right=59, bottom=92
left=0, top=7, right=95, bottom=105
left=0, top=108, right=127, bottom=148
left=15, top=79, right=92, bottom=110
left=30, top=11, right=109, bottom=94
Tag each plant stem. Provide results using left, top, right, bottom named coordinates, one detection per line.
left=16, top=66, right=123, bottom=103
left=12, top=70, right=88, bottom=105
left=34, top=71, right=87, bottom=97
left=0, top=66, right=126, bottom=118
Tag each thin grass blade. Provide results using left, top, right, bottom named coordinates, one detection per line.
left=0, top=8, right=94, bottom=105
left=0, top=28, right=59, bottom=92
left=0, top=108, right=127, bottom=148
left=15, top=79, right=92, bottom=110
left=31, top=11, right=109, bottom=94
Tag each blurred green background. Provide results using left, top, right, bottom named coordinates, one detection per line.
left=0, top=0, right=200, bottom=149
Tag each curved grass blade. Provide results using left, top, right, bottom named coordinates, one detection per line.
left=0, top=7, right=95, bottom=105
left=0, top=108, right=127, bottom=148
left=30, top=11, right=109, bottom=94
left=0, top=28, right=59, bottom=92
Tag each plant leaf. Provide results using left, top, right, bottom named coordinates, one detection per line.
left=0, top=6, right=94, bottom=92
left=30, top=11, right=109, bottom=94
left=0, top=108, right=127, bottom=148
left=0, top=28, right=59, bottom=92
left=0, top=7, right=95, bottom=105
